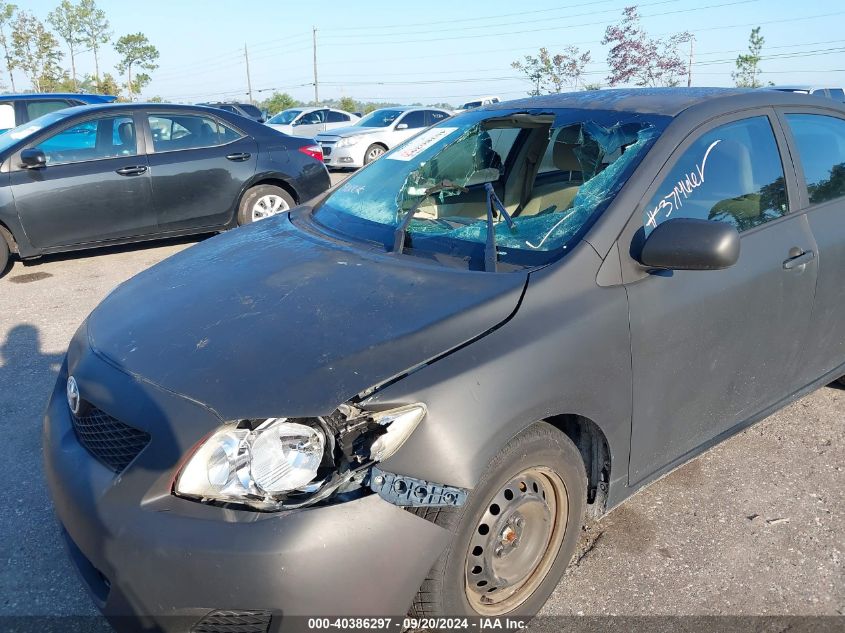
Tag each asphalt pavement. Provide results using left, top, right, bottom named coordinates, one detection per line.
left=0, top=171, right=841, bottom=624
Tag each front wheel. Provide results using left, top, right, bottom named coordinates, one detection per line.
left=410, top=421, right=586, bottom=618
left=363, top=143, right=386, bottom=165
left=237, top=184, right=295, bottom=225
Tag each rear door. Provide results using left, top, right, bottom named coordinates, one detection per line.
left=777, top=109, right=845, bottom=382
left=143, top=110, right=258, bottom=231
left=624, top=111, right=818, bottom=482
left=10, top=111, right=156, bottom=249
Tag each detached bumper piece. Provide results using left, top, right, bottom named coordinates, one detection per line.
left=191, top=610, right=272, bottom=633
left=370, top=466, right=468, bottom=507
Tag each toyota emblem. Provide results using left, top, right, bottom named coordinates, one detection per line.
left=66, top=376, right=81, bottom=415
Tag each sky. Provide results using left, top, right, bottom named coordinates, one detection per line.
left=17, top=0, right=845, bottom=107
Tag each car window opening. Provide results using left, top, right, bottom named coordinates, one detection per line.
left=314, top=109, right=663, bottom=271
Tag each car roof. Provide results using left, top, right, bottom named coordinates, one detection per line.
left=485, top=87, right=843, bottom=117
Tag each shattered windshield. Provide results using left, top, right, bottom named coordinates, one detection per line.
left=268, top=109, right=302, bottom=124
left=313, top=107, right=669, bottom=270
left=354, top=109, right=403, bottom=128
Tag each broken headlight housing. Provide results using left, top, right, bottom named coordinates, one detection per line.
left=174, top=403, right=426, bottom=511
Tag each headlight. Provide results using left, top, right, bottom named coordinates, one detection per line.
left=174, top=403, right=426, bottom=511
left=175, top=418, right=325, bottom=505
left=336, top=135, right=362, bottom=148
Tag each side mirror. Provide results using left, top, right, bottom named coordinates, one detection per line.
left=20, top=148, right=46, bottom=169
left=395, top=123, right=408, bottom=130
left=638, top=218, right=740, bottom=270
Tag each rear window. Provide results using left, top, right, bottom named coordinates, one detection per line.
left=26, top=100, right=71, bottom=120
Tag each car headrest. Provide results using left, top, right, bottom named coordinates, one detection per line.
left=553, top=141, right=582, bottom=173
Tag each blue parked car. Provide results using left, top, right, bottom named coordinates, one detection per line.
left=0, top=93, right=117, bottom=134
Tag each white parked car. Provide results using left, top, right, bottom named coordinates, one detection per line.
left=455, top=96, right=501, bottom=112
left=316, top=106, right=451, bottom=169
left=266, top=107, right=360, bottom=138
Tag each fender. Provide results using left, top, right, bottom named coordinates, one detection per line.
left=369, top=242, right=634, bottom=509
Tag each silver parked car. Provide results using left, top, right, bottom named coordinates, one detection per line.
left=317, top=106, right=451, bottom=169
left=266, top=107, right=360, bottom=138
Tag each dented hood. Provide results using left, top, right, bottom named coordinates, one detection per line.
left=85, top=215, right=526, bottom=421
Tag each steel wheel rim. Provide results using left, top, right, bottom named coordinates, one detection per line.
left=366, top=146, right=385, bottom=161
left=464, top=466, right=568, bottom=615
left=251, top=194, right=289, bottom=221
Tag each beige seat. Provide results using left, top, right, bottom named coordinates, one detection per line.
left=520, top=141, right=583, bottom=216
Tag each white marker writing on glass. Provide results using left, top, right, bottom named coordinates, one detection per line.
left=645, top=139, right=722, bottom=229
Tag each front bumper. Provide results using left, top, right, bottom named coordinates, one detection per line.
left=43, top=356, right=450, bottom=632
left=319, top=142, right=364, bottom=169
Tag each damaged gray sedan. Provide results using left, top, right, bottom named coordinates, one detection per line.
left=44, top=87, right=845, bottom=631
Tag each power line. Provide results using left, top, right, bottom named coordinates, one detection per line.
left=320, top=0, right=681, bottom=41
left=321, top=0, right=625, bottom=32
left=317, top=0, right=758, bottom=47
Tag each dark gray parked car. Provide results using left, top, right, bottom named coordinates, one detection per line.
left=0, top=103, right=329, bottom=273
left=44, top=88, right=845, bottom=631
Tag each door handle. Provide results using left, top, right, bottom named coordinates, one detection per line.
left=783, top=249, right=815, bottom=270
left=226, top=152, right=251, bottom=161
left=115, top=165, right=148, bottom=176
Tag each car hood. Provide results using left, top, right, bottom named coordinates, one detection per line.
left=85, top=213, right=527, bottom=421
left=317, top=126, right=386, bottom=139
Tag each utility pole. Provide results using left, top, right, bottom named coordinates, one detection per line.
left=687, top=35, right=695, bottom=88
left=312, top=26, right=319, bottom=104
left=244, top=43, right=253, bottom=103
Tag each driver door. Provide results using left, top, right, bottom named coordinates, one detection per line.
left=10, top=112, right=156, bottom=249
left=392, top=110, right=428, bottom=144
left=624, top=111, right=818, bottom=483
left=293, top=109, right=328, bottom=138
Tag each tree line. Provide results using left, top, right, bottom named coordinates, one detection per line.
left=0, top=0, right=159, bottom=100
left=511, top=5, right=769, bottom=95
left=257, top=94, right=455, bottom=118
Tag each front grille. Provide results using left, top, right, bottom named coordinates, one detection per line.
left=71, top=405, right=150, bottom=473
left=192, top=610, right=272, bottom=633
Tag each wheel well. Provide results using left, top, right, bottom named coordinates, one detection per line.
left=367, top=142, right=388, bottom=150
left=545, top=414, right=611, bottom=518
left=0, top=221, right=17, bottom=254
left=249, top=178, right=299, bottom=205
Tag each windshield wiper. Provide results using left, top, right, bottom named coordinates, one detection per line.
left=392, top=180, right=469, bottom=253
left=483, top=182, right=515, bottom=272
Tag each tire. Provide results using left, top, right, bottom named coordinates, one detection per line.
left=410, top=421, right=586, bottom=618
left=363, top=143, right=387, bottom=165
left=237, top=184, right=295, bottom=225
left=0, top=237, right=8, bottom=277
